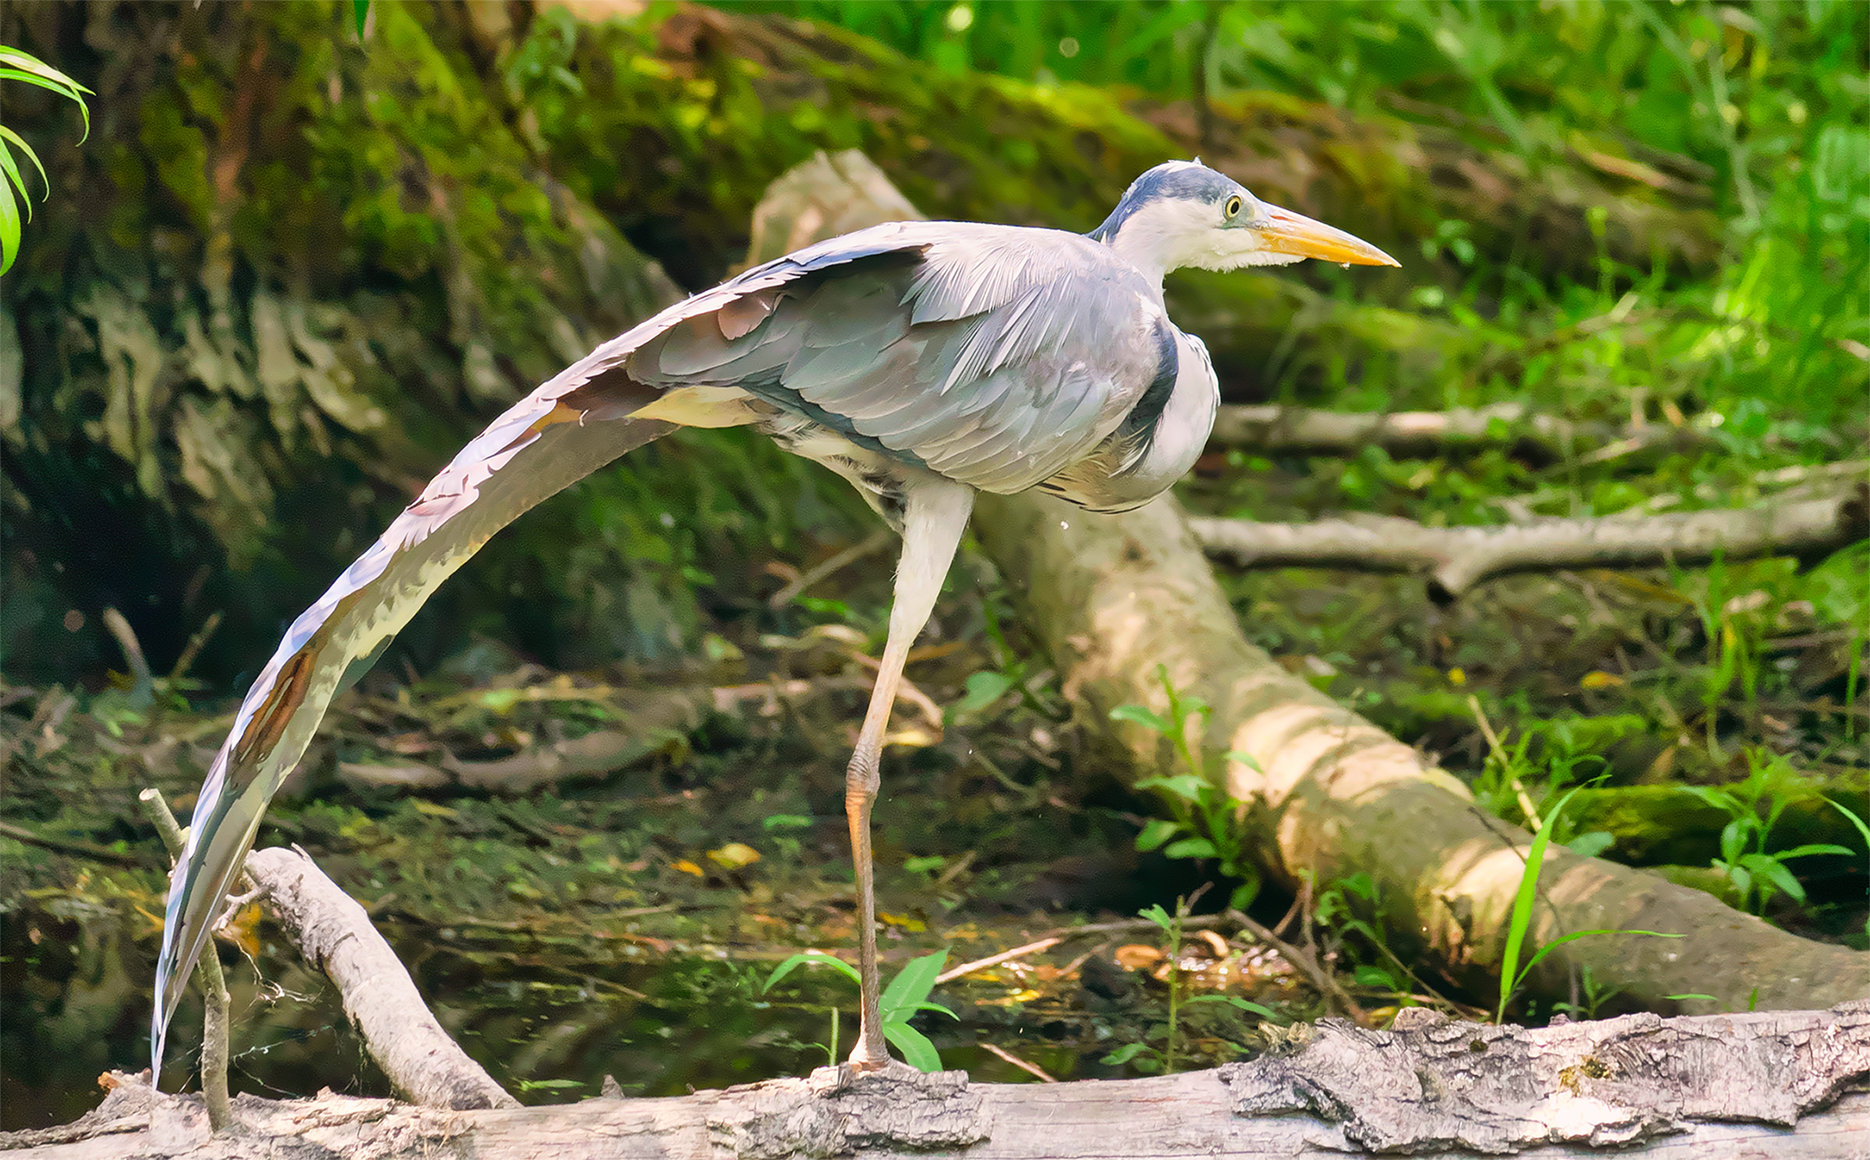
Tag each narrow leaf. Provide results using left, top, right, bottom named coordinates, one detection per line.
left=1110, top=704, right=1170, bottom=733
left=763, top=951, right=860, bottom=992
left=880, top=950, right=947, bottom=1019
left=882, top=1022, right=942, bottom=1072
left=1134, top=817, right=1180, bottom=852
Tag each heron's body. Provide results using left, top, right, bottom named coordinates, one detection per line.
left=154, top=162, right=1396, bottom=1077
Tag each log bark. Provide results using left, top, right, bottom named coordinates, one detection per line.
left=1188, top=483, right=1870, bottom=601
left=241, top=847, right=518, bottom=1111
left=11, top=1003, right=1867, bottom=1158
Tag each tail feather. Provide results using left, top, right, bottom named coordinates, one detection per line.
left=152, top=376, right=673, bottom=1076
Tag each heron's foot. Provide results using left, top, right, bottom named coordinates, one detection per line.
left=845, top=1032, right=895, bottom=1074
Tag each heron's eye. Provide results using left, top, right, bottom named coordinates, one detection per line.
left=1224, top=195, right=1243, bottom=220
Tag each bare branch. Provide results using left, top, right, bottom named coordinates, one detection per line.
left=1207, top=402, right=1718, bottom=464
left=1189, top=484, right=1868, bottom=601
left=241, top=846, right=518, bottom=1111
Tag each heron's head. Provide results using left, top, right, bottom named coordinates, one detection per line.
left=1089, top=160, right=1399, bottom=284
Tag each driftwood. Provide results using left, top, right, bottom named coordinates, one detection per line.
left=1188, top=483, right=1870, bottom=600
left=12, top=1004, right=1868, bottom=1158
left=241, top=846, right=517, bottom=1111
left=1207, top=402, right=1717, bottom=464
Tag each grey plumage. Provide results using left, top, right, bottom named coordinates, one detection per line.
left=153, top=160, right=1398, bottom=1077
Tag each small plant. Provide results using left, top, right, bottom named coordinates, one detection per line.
left=0, top=45, right=92, bottom=274
left=1102, top=892, right=1279, bottom=1075
left=1496, top=787, right=1679, bottom=1024
left=763, top=949, right=955, bottom=1071
left=1112, top=666, right=1262, bottom=910
left=1683, top=750, right=1855, bottom=917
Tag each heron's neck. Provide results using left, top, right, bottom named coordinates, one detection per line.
left=1090, top=201, right=1213, bottom=288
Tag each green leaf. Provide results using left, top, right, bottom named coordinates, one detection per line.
left=1134, top=817, right=1180, bottom=852
left=1137, top=904, right=1173, bottom=934
left=0, top=170, right=18, bottom=276
left=1224, top=751, right=1265, bottom=773
left=0, top=47, right=91, bottom=139
left=1752, top=857, right=1807, bottom=905
left=1134, top=774, right=1206, bottom=803
left=763, top=951, right=860, bottom=992
left=1823, top=798, right=1870, bottom=851
left=1100, top=1042, right=1153, bottom=1066
left=1110, top=703, right=1171, bottom=733
left=1186, top=994, right=1284, bottom=1020
left=1163, top=837, right=1218, bottom=860
left=882, top=1022, right=944, bottom=1072
left=1565, top=831, right=1616, bottom=859
left=1498, top=786, right=1585, bottom=1022
left=1354, top=964, right=1399, bottom=990
left=1516, top=928, right=1679, bottom=982
left=1664, top=993, right=1721, bottom=1003
left=0, top=127, right=45, bottom=202
left=1772, top=844, right=1855, bottom=861
left=880, top=950, right=947, bottom=1020
left=352, top=0, right=371, bottom=38
left=761, top=813, right=813, bottom=831
left=955, top=670, right=1015, bottom=714
left=514, top=1077, right=585, bottom=1092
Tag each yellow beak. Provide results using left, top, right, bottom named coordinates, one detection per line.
left=1257, top=203, right=1400, bottom=267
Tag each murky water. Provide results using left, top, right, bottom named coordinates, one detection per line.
left=3, top=904, right=1189, bottom=1131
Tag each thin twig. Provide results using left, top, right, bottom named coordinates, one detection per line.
left=977, top=1041, right=1059, bottom=1083
left=935, top=937, right=1063, bottom=985
left=138, top=788, right=230, bottom=1133
left=1468, top=694, right=1541, bottom=830
left=168, top=610, right=224, bottom=684
left=768, top=528, right=893, bottom=608
left=1226, top=908, right=1367, bottom=1022
left=0, top=820, right=149, bottom=866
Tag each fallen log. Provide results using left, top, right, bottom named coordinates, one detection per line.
left=1188, top=483, right=1870, bottom=601
left=973, top=486, right=1870, bottom=1015
left=13, top=1003, right=1868, bottom=1158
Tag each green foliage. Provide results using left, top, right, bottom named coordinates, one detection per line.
left=0, top=45, right=91, bottom=275
left=1495, top=787, right=1679, bottom=1024
left=762, top=949, right=956, bottom=1071
left=1112, top=666, right=1262, bottom=911
left=1683, top=750, right=1856, bottom=917
left=1097, top=893, right=1283, bottom=1075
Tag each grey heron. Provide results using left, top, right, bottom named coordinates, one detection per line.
left=153, top=160, right=1397, bottom=1077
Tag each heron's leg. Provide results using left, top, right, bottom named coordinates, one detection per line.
left=845, top=477, right=975, bottom=1069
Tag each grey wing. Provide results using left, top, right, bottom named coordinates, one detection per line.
left=151, top=225, right=936, bottom=1077
left=631, top=223, right=1165, bottom=495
